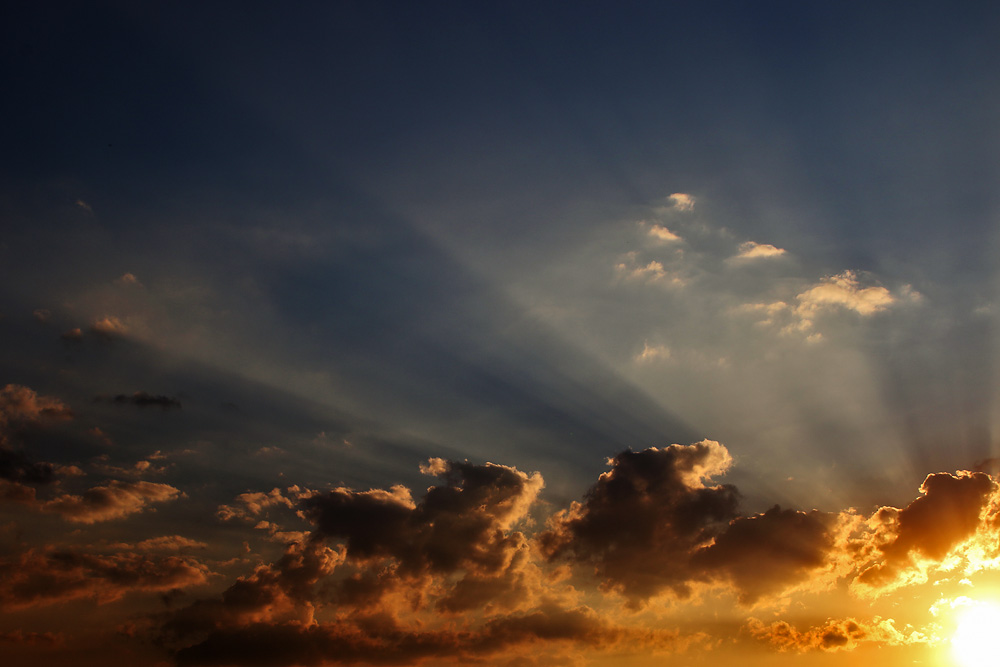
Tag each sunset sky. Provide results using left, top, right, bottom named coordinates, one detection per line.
left=3, top=2, right=1000, bottom=666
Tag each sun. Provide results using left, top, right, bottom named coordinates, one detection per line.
left=952, top=600, right=1000, bottom=667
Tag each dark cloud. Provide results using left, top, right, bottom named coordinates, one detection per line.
left=695, top=506, right=849, bottom=604
left=109, top=391, right=182, bottom=409
left=170, top=601, right=689, bottom=667
left=539, top=441, right=739, bottom=604
left=0, top=448, right=55, bottom=485
left=0, top=548, right=211, bottom=610
left=300, top=458, right=543, bottom=578
left=0, top=629, right=62, bottom=646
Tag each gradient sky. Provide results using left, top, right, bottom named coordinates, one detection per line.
left=2, top=2, right=1000, bottom=666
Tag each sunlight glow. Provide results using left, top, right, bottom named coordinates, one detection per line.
left=952, top=600, right=1000, bottom=667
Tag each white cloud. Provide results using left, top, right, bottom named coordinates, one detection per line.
left=668, top=193, right=695, bottom=211
left=795, top=271, right=895, bottom=321
left=734, top=241, right=787, bottom=260
left=648, top=225, right=682, bottom=242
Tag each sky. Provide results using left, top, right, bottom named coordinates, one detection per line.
left=2, top=2, right=1000, bottom=666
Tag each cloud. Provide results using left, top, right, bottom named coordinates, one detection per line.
left=635, top=341, right=671, bottom=363
left=168, top=599, right=694, bottom=667
left=114, top=272, right=143, bottom=287
left=648, top=225, right=682, bottom=242
left=794, top=271, right=895, bottom=323
left=60, top=327, right=83, bottom=341
left=852, top=471, right=998, bottom=595
left=668, top=193, right=695, bottom=210
left=107, top=391, right=182, bottom=409
left=41, top=480, right=183, bottom=523
left=32, top=309, right=51, bottom=323
left=745, top=616, right=918, bottom=652
left=90, top=316, right=129, bottom=338
left=733, top=241, right=787, bottom=260
left=300, top=459, right=543, bottom=577
left=694, top=506, right=855, bottom=604
left=737, top=271, right=916, bottom=337
left=0, top=385, right=73, bottom=428
left=0, top=629, right=63, bottom=646
left=0, top=548, right=210, bottom=610
left=75, top=199, right=93, bottom=214
left=539, top=441, right=740, bottom=605
left=614, top=254, right=686, bottom=287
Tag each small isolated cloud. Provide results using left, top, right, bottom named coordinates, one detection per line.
left=114, top=272, right=143, bottom=287
left=734, top=241, right=787, bottom=260
left=108, top=391, right=182, bottom=410
left=648, top=225, right=682, bottom=242
left=90, top=316, right=129, bottom=339
left=75, top=199, right=93, bottom=214
left=635, top=341, right=671, bottom=363
left=32, top=309, right=51, bottom=323
left=42, top=480, right=183, bottom=523
left=60, top=327, right=83, bottom=341
left=668, top=193, right=695, bottom=211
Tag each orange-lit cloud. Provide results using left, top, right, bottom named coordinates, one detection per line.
left=41, top=480, right=183, bottom=523
left=0, top=548, right=210, bottom=610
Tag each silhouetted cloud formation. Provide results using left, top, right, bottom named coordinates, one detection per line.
left=108, top=392, right=182, bottom=409
left=539, top=441, right=740, bottom=604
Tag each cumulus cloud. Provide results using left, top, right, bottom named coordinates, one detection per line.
left=796, top=271, right=895, bottom=318
left=0, top=548, right=210, bottom=610
left=90, top=315, right=129, bottom=338
left=0, top=385, right=73, bottom=428
left=648, top=224, right=682, bottom=242
left=539, top=441, right=740, bottom=604
left=852, top=471, right=998, bottom=596
left=614, top=254, right=686, bottom=287
left=300, top=459, right=543, bottom=577
left=737, top=271, right=916, bottom=337
left=733, top=241, right=787, bottom=260
left=42, top=480, right=183, bottom=523
left=695, top=506, right=855, bottom=604
left=668, top=193, right=695, bottom=210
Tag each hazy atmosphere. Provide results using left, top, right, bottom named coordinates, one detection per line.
left=2, top=3, right=1000, bottom=666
